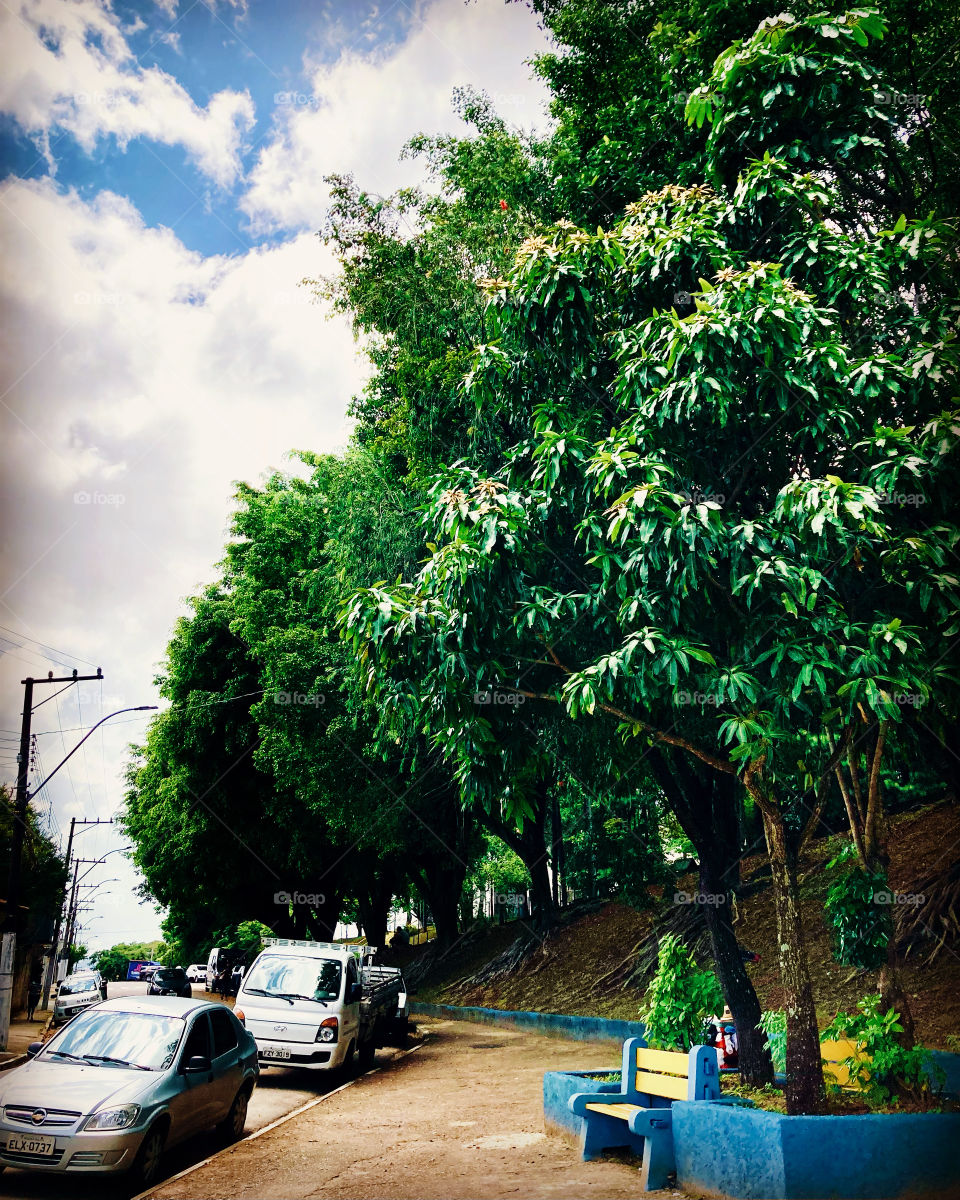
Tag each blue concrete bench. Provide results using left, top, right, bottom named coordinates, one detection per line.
left=568, top=1039, right=720, bottom=1190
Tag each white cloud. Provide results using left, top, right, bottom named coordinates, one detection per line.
left=0, top=0, right=256, bottom=186
left=240, top=0, right=552, bottom=234
left=0, top=178, right=366, bottom=944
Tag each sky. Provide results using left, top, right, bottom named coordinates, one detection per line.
left=0, top=0, right=552, bottom=952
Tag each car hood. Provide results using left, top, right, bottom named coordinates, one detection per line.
left=0, top=1059, right=157, bottom=1114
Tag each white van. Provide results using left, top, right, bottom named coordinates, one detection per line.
left=234, top=939, right=402, bottom=1072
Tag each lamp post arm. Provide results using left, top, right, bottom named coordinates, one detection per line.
left=29, top=706, right=156, bottom=797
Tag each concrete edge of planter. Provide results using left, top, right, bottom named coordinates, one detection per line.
left=671, top=1098, right=960, bottom=1200
left=543, top=1069, right=623, bottom=1146
left=544, top=1064, right=960, bottom=1200
left=410, top=1001, right=645, bottom=1044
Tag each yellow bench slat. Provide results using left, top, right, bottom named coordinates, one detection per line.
left=820, top=1038, right=870, bottom=1091
left=584, top=1103, right=646, bottom=1120
left=635, top=1070, right=689, bottom=1102
left=634, top=1047, right=690, bottom=1076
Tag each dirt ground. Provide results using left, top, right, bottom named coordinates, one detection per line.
left=142, top=1019, right=700, bottom=1200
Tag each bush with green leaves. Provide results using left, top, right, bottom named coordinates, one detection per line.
left=821, top=994, right=944, bottom=1109
left=638, top=932, right=723, bottom=1051
left=824, top=843, right=891, bottom=970
left=758, top=1009, right=787, bottom=1074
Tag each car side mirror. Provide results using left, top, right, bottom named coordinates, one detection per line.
left=26, top=1041, right=43, bottom=1059
left=185, top=1055, right=211, bottom=1073
left=348, top=983, right=363, bottom=1003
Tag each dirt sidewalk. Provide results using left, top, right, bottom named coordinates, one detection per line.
left=143, top=1018, right=697, bottom=1200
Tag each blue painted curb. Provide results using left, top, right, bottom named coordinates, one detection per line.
left=410, top=1001, right=646, bottom=1044
left=673, top=1100, right=960, bottom=1200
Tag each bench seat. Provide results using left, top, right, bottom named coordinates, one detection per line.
left=568, top=1040, right=719, bottom=1190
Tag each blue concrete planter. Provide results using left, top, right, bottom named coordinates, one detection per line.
left=672, top=1099, right=960, bottom=1200
left=411, top=1001, right=646, bottom=1044
left=543, top=1069, right=622, bottom=1144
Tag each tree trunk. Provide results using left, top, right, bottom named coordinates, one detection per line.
left=699, top=853, right=773, bottom=1086
left=477, top=788, right=557, bottom=932
left=649, top=750, right=773, bottom=1086
left=356, top=874, right=393, bottom=953
left=761, top=806, right=827, bottom=1115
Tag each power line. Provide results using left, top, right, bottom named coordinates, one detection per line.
left=32, top=688, right=268, bottom=736
left=0, top=624, right=99, bottom=669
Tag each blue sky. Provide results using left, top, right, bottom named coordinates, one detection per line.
left=0, top=0, right=551, bottom=947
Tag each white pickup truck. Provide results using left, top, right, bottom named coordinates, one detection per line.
left=234, top=939, right=404, bottom=1071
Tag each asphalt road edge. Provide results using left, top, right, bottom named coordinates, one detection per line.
left=134, top=1038, right=429, bottom=1200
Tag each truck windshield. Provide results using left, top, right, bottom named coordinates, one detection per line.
left=243, top=955, right=343, bottom=1002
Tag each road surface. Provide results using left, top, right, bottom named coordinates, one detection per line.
left=0, top=979, right=363, bottom=1200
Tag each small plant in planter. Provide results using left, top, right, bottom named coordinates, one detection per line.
left=821, top=993, right=946, bottom=1111
left=638, top=932, right=723, bottom=1051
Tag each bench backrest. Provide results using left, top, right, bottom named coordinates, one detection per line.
left=619, top=1038, right=721, bottom=1105
left=820, top=1038, right=869, bottom=1089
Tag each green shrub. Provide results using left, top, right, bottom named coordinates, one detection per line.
left=638, top=932, right=723, bottom=1051
left=821, top=993, right=944, bottom=1109
left=823, top=843, right=891, bottom=970
left=758, top=1009, right=786, bottom=1074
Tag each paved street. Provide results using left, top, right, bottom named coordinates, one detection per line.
left=0, top=980, right=344, bottom=1200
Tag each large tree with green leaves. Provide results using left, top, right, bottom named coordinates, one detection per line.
left=342, top=8, right=957, bottom=1113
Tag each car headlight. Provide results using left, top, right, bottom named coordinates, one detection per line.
left=82, top=1104, right=141, bottom=1131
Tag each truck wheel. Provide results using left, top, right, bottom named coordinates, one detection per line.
left=358, top=1037, right=376, bottom=1069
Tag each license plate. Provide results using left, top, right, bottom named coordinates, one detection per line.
left=260, top=1044, right=291, bottom=1060
left=7, top=1131, right=56, bottom=1156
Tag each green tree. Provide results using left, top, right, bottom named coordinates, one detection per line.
left=342, top=9, right=957, bottom=1112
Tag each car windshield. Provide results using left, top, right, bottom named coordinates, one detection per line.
left=43, top=1009, right=185, bottom=1070
left=154, top=969, right=180, bottom=982
left=243, top=954, right=342, bottom=1002
left=58, top=977, right=99, bottom=996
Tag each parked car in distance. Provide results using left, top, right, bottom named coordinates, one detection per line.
left=53, top=973, right=104, bottom=1026
left=0, top=995, right=259, bottom=1190
left=185, top=963, right=206, bottom=983
left=138, top=964, right=161, bottom=981
left=147, top=967, right=192, bottom=999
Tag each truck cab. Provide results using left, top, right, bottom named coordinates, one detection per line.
left=234, top=940, right=399, bottom=1072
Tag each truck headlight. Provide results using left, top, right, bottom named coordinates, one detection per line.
left=316, top=1017, right=338, bottom=1043
left=82, top=1104, right=140, bottom=1131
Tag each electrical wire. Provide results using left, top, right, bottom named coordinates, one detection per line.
left=0, top=623, right=99, bottom=669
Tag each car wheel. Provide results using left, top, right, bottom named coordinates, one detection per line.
left=216, top=1085, right=250, bottom=1144
left=129, top=1122, right=166, bottom=1192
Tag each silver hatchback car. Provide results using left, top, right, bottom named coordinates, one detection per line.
left=0, top=995, right=258, bottom=1191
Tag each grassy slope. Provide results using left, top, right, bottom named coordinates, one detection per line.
left=408, top=798, right=960, bottom=1049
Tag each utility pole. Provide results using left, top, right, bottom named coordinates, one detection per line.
left=0, top=669, right=103, bottom=1050
left=42, top=818, right=113, bottom=1009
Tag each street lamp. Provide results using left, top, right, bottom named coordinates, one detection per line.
left=1, top=701, right=156, bottom=1050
